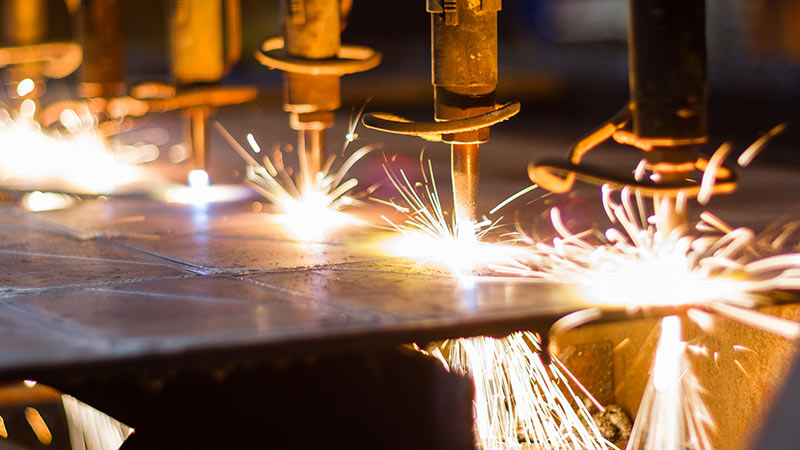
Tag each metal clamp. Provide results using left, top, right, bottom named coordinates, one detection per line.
left=41, top=83, right=258, bottom=131
left=131, top=83, right=258, bottom=111
left=528, top=158, right=737, bottom=197
left=256, top=37, right=381, bottom=76
left=528, top=102, right=738, bottom=197
left=362, top=102, right=520, bottom=142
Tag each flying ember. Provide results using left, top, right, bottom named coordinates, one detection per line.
left=501, top=186, right=800, bottom=339
left=0, top=93, right=151, bottom=194
left=378, top=156, right=523, bottom=274
left=216, top=122, right=375, bottom=241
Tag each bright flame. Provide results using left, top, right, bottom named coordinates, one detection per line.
left=627, top=316, right=713, bottom=450
left=422, top=332, right=611, bottom=449
left=379, top=157, right=523, bottom=274
left=187, top=169, right=210, bottom=188
left=275, top=189, right=360, bottom=241
left=503, top=187, right=800, bottom=339
left=62, top=394, right=134, bottom=449
left=24, top=407, right=52, bottom=445
left=164, top=169, right=252, bottom=205
left=16, top=78, right=35, bottom=97
left=21, top=191, right=75, bottom=212
left=163, top=183, right=251, bottom=205
left=217, top=122, right=373, bottom=241
left=0, top=85, right=151, bottom=194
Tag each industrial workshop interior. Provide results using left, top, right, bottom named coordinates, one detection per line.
left=1, top=0, right=800, bottom=449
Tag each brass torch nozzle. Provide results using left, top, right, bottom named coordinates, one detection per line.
left=451, top=143, right=480, bottom=226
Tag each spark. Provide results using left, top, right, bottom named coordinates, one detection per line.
left=163, top=180, right=251, bottom=205
left=378, top=156, right=523, bottom=274
left=0, top=81, right=155, bottom=194
left=427, top=332, right=611, bottom=449
left=489, top=183, right=538, bottom=215
left=163, top=168, right=252, bottom=205
left=343, top=100, right=370, bottom=153
left=732, top=345, right=754, bottom=353
left=62, top=394, right=134, bottom=449
left=216, top=122, right=374, bottom=241
left=188, top=169, right=210, bottom=188
left=16, top=78, right=35, bottom=97
left=504, top=187, right=800, bottom=338
left=627, top=316, right=713, bottom=450
left=24, top=407, right=52, bottom=445
left=21, top=191, right=75, bottom=212
left=737, top=123, right=787, bottom=168
left=687, top=308, right=714, bottom=333
left=613, top=337, right=631, bottom=353
left=698, top=143, right=732, bottom=205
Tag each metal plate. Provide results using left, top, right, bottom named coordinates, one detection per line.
left=1, top=110, right=799, bottom=382
left=0, top=196, right=592, bottom=381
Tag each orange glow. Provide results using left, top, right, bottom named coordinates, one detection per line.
left=378, top=158, right=522, bottom=274
left=0, top=81, right=157, bottom=194
left=218, top=123, right=374, bottom=241
left=24, top=407, right=52, bottom=445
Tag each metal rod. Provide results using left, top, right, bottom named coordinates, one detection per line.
left=451, top=143, right=480, bottom=227
left=628, top=0, right=708, bottom=232
left=187, top=107, right=211, bottom=173
left=79, top=0, right=125, bottom=98
left=653, top=193, right=685, bottom=236
left=628, top=0, right=707, bottom=141
left=298, top=128, right=325, bottom=180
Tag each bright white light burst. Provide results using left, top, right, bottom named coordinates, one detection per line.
left=502, top=186, right=800, bottom=339
left=422, top=332, right=612, bottom=449
left=627, top=316, right=713, bottom=450
left=0, top=102, right=147, bottom=194
left=216, top=123, right=372, bottom=241
left=379, top=158, right=522, bottom=274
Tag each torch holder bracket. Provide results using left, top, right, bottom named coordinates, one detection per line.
left=0, top=41, right=82, bottom=81
left=132, top=83, right=259, bottom=113
left=40, top=83, right=258, bottom=135
left=256, top=37, right=380, bottom=77
left=528, top=102, right=738, bottom=198
left=362, top=101, right=520, bottom=143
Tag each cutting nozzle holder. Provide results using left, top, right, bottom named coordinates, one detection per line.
left=362, top=102, right=520, bottom=143
left=256, top=37, right=381, bottom=77
left=528, top=103, right=738, bottom=198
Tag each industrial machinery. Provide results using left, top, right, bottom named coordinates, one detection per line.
left=256, top=0, right=380, bottom=181
left=77, top=0, right=125, bottom=100
left=130, top=0, right=257, bottom=182
left=362, top=0, right=519, bottom=231
left=38, top=0, right=131, bottom=132
left=0, top=2, right=799, bottom=450
left=0, top=0, right=81, bottom=107
left=528, top=0, right=734, bottom=233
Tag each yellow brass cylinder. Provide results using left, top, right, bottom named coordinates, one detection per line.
left=186, top=106, right=212, bottom=172
left=451, top=143, right=480, bottom=227
left=4, top=0, right=46, bottom=46
left=171, top=0, right=225, bottom=84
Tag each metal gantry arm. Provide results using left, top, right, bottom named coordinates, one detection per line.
left=529, top=0, right=734, bottom=232
left=362, top=0, right=519, bottom=228
left=256, top=0, right=381, bottom=182
left=0, top=0, right=82, bottom=104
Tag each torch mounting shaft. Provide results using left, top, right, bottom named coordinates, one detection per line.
left=298, top=128, right=325, bottom=180
left=451, top=143, right=480, bottom=226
